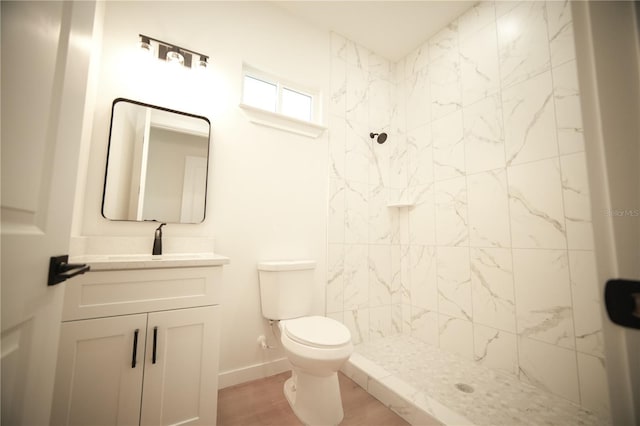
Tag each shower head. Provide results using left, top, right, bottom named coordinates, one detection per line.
left=369, top=132, right=388, bottom=144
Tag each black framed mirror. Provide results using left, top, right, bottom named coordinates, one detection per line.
left=102, top=98, right=210, bottom=223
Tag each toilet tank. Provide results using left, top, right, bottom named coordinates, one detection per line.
left=257, top=260, right=316, bottom=320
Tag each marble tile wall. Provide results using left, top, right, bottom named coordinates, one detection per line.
left=327, top=0, right=609, bottom=417
left=327, top=32, right=401, bottom=346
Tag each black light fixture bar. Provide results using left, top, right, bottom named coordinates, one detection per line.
left=139, top=33, right=209, bottom=68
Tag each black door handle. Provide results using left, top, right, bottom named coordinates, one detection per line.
left=605, top=279, right=640, bottom=329
left=48, top=255, right=90, bottom=286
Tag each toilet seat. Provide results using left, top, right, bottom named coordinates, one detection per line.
left=283, top=316, right=350, bottom=348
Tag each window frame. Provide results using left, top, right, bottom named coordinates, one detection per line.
left=241, top=64, right=320, bottom=125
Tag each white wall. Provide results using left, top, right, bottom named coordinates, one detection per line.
left=72, top=1, right=330, bottom=381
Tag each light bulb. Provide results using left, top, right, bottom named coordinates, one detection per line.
left=197, top=56, right=208, bottom=69
left=139, top=35, right=153, bottom=56
left=166, top=46, right=184, bottom=66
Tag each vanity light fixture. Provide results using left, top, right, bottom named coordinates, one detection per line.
left=139, top=34, right=208, bottom=70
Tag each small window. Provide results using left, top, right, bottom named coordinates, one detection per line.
left=241, top=65, right=318, bottom=123
left=281, top=88, right=312, bottom=121
left=243, top=76, right=277, bottom=113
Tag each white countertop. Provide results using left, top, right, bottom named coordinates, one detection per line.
left=70, top=253, right=230, bottom=271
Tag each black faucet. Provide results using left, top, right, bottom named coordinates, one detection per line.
left=152, top=223, right=167, bottom=255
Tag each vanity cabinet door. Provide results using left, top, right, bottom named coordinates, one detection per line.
left=51, top=314, right=148, bottom=426
left=140, top=305, right=220, bottom=426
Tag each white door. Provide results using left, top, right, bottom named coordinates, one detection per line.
left=51, top=315, right=148, bottom=426
left=0, top=2, right=98, bottom=424
left=140, top=306, right=220, bottom=426
left=572, top=1, right=640, bottom=424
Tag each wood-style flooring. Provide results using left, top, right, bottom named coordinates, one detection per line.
left=217, top=371, right=410, bottom=426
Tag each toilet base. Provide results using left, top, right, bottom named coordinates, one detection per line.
left=283, top=370, right=344, bottom=426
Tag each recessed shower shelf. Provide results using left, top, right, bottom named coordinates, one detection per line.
left=387, top=201, right=414, bottom=208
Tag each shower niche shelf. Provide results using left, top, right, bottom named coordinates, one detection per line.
left=387, top=201, right=414, bottom=208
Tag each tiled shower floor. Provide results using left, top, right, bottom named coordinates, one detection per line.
left=342, top=335, right=609, bottom=426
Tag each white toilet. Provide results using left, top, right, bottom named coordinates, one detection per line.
left=257, top=260, right=353, bottom=426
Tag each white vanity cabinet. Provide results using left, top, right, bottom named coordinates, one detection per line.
left=51, top=257, right=227, bottom=426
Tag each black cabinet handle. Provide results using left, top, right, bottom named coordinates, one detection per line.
left=152, top=326, right=158, bottom=364
left=131, top=329, right=139, bottom=368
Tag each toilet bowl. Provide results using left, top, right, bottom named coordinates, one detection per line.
left=278, top=316, right=353, bottom=425
left=257, top=260, right=353, bottom=425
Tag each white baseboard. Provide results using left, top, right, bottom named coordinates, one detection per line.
left=218, top=357, right=291, bottom=389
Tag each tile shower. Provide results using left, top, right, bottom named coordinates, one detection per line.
left=326, top=0, right=610, bottom=423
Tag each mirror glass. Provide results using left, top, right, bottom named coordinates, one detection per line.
left=102, top=98, right=210, bottom=223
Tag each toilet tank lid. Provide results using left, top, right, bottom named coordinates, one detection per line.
left=257, top=260, right=316, bottom=271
